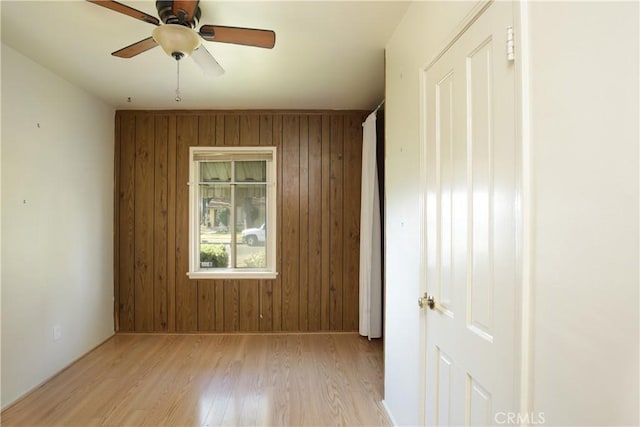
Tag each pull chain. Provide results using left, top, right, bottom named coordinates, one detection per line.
left=175, top=59, right=181, bottom=102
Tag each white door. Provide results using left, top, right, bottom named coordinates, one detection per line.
left=421, top=2, right=519, bottom=425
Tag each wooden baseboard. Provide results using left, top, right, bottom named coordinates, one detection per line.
left=115, top=330, right=362, bottom=336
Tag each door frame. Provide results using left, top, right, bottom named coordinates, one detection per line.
left=416, top=1, right=534, bottom=423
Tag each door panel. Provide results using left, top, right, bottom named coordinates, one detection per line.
left=467, top=377, right=492, bottom=426
left=423, top=2, right=518, bottom=425
left=436, top=348, right=453, bottom=426
left=468, top=36, right=495, bottom=342
left=436, top=71, right=455, bottom=314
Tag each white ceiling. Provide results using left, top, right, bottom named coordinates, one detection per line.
left=1, top=1, right=409, bottom=110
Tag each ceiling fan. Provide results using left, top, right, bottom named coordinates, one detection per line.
left=87, top=0, right=276, bottom=79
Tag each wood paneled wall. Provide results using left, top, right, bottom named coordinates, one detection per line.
left=114, top=111, right=365, bottom=332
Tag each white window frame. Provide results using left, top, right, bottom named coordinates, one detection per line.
left=188, top=146, right=278, bottom=279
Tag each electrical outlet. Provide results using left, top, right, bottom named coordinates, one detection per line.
left=53, top=325, right=61, bottom=341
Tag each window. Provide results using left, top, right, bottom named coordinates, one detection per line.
left=188, top=146, right=277, bottom=279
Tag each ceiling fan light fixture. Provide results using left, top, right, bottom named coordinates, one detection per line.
left=152, top=24, right=201, bottom=59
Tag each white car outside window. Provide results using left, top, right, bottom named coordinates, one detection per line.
left=241, top=224, right=266, bottom=246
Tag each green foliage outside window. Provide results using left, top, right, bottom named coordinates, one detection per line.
left=243, top=250, right=266, bottom=268
left=215, top=209, right=230, bottom=227
left=200, top=244, right=229, bottom=268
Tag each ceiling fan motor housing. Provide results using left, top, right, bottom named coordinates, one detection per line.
left=156, top=0, right=201, bottom=28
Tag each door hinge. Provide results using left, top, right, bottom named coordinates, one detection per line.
left=506, top=26, right=515, bottom=61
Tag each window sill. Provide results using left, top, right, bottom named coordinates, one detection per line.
left=187, top=271, right=278, bottom=280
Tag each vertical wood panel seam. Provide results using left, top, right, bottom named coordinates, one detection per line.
left=342, top=117, right=347, bottom=328
left=301, top=114, right=309, bottom=331
left=114, top=112, right=121, bottom=332
left=278, top=115, right=283, bottom=331
left=300, top=114, right=303, bottom=331
left=347, top=116, right=351, bottom=327
left=341, top=116, right=345, bottom=329
left=132, top=115, right=137, bottom=330
left=301, top=114, right=305, bottom=331
left=169, top=115, right=177, bottom=332
left=152, top=116, right=157, bottom=330
left=196, top=116, right=200, bottom=331
left=153, top=115, right=156, bottom=331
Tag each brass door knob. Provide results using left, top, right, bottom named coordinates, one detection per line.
left=418, top=293, right=435, bottom=310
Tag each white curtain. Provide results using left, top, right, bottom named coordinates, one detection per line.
left=359, top=111, right=382, bottom=339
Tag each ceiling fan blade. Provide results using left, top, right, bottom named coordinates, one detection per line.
left=199, top=25, right=276, bottom=49
left=173, top=0, right=199, bottom=23
left=112, top=37, right=158, bottom=58
left=191, top=45, right=225, bottom=77
left=87, top=0, right=160, bottom=25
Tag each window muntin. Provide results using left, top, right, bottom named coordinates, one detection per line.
left=189, top=147, right=277, bottom=279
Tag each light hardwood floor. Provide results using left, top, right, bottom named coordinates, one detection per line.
left=1, top=333, right=390, bottom=427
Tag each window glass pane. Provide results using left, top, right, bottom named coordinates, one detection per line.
left=235, top=161, right=267, bottom=182
left=201, top=161, right=231, bottom=182
left=235, top=184, right=267, bottom=268
left=190, top=148, right=276, bottom=277
left=199, top=184, right=231, bottom=269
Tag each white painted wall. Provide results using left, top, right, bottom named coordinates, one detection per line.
left=1, top=44, right=115, bottom=408
left=383, top=2, right=476, bottom=425
left=527, top=2, right=639, bottom=425
left=385, top=1, right=638, bottom=425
